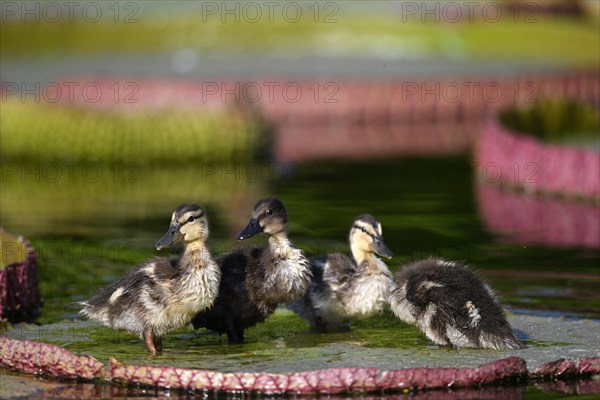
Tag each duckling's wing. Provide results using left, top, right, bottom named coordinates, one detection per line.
left=75, top=259, right=166, bottom=327
left=149, top=257, right=182, bottom=280
left=320, top=253, right=357, bottom=291
left=83, top=265, right=144, bottom=308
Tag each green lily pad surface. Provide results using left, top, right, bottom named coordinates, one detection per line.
left=0, top=230, right=27, bottom=270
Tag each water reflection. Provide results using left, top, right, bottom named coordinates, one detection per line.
left=477, top=183, right=600, bottom=248
left=39, top=383, right=529, bottom=400
left=22, top=377, right=600, bottom=399
left=535, top=379, right=600, bottom=396
left=0, top=163, right=267, bottom=237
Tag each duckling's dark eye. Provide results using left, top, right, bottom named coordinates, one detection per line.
left=187, top=216, right=195, bottom=223
left=360, top=227, right=367, bottom=233
left=265, top=209, right=273, bottom=216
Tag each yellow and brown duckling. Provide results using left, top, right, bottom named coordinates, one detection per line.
left=388, top=257, right=525, bottom=349
left=288, top=214, right=394, bottom=332
left=72, top=204, right=221, bottom=355
left=192, top=198, right=311, bottom=343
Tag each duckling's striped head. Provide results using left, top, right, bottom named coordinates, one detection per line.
left=237, top=198, right=288, bottom=240
left=349, top=214, right=393, bottom=259
left=156, top=203, right=208, bottom=250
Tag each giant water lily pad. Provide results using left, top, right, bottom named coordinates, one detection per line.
left=2, top=311, right=598, bottom=375
left=0, top=100, right=262, bottom=165
left=0, top=329, right=598, bottom=397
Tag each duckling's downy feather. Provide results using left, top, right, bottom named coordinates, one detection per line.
left=389, top=258, right=524, bottom=349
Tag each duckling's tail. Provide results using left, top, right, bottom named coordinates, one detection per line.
left=502, top=335, right=526, bottom=350
left=481, top=331, right=526, bottom=349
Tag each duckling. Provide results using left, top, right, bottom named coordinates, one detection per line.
left=388, top=257, right=524, bottom=349
left=192, top=198, right=311, bottom=343
left=72, top=204, right=221, bottom=355
left=288, top=214, right=394, bottom=333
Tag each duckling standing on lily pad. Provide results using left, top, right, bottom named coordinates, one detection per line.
left=192, top=198, right=312, bottom=343
left=388, top=257, right=525, bottom=349
left=72, top=204, right=221, bottom=355
left=288, top=214, right=394, bottom=332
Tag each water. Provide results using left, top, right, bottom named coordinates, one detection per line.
left=1, top=157, right=599, bottom=398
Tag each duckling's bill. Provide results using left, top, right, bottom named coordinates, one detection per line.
left=156, top=223, right=183, bottom=250
left=237, top=218, right=262, bottom=240
left=370, top=237, right=393, bottom=259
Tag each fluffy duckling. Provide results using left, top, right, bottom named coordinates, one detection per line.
left=288, top=214, right=394, bottom=332
left=192, top=198, right=311, bottom=343
left=388, top=257, right=524, bottom=349
left=73, top=204, right=221, bottom=355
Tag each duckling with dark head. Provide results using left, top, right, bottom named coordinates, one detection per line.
left=192, top=198, right=311, bottom=343
left=73, top=204, right=221, bottom=355
left=388, top=257, right=524, bottom=349
left=288, top=214, right=394, bottom=332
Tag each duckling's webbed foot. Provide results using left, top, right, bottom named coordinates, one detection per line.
left=143, top=329, right=162, bottom=355
left=225, top=319, right=245, bottom=343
